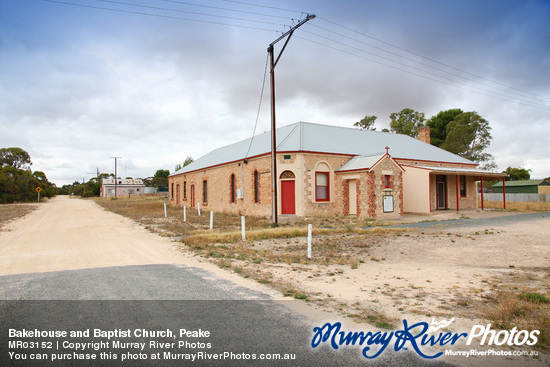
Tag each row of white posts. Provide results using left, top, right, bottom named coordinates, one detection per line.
left=164, top=203, right=313, bottom=259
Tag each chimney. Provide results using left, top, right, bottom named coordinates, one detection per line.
left=418, top=126, right=431, bottom=144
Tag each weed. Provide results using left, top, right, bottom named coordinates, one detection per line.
left=484, top=289, right=550, bottom=351
left=518, top=292, right=550, bottom=304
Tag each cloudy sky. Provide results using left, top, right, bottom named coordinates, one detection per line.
left=1, top=0, right=549, bottom=186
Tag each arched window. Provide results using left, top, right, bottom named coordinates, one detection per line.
left=280, top=170, right=296, bottom=179
left=315, top=162, right=331, bottom=202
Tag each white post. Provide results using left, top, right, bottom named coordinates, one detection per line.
left=210, top=211, right=214, bottom=230
left=164, top=202, right=167, bottom=217
left=38, top=192, right=40, bottom=202
left=307, top=224, right=312, bottom=259
left=241, top=216, right=246, bottom=241
left=198, top=202, right=201, bottom=216
left=183, top=206, right=186, bottom=222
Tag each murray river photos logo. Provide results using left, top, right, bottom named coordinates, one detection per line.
left=311, top=318, right=539, bottom=359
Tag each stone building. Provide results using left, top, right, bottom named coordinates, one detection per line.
left=168, top=122, right=505, bottom=218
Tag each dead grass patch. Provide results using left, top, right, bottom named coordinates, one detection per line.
left=483, top=288, right=550, bottom=352
left=0, top=203, right=37, bottom=230
left=483, top=200, right=550, bottom=212
left=94, top=196, right=400, bottom=238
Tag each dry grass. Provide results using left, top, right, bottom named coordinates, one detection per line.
left=0, top=203, right=37, bottom=230
left=94, top=196, right=400, bottom=238
left=183, top=226, right=402, bottom=246
left=483, top=288, right=550, bottom=352
left=95, top=195, right=549, bottom=343
left=482, top=200, right=550, bottom=212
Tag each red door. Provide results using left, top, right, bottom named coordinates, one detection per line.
left=191, top=185, right=195, bottom=208
left=281, top=180, right=296, bottom=214
left=176, top=184, right=180, bottom=205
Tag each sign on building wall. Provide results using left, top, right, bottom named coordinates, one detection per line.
left=383, top=195, right=394, bottom=213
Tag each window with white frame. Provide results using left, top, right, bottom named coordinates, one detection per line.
left=316, top=172, right=329, bottom=201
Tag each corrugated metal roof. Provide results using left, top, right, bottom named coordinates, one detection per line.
left=170, top=121, right=474, bottom=176
left=494, top=179, right=549, bottom=187
left=411, top=165, right=504, bottom=176
left=336, top=154, right=384, bottom=172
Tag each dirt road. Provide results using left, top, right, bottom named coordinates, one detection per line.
left=0, top=196, right=276, bottom=298
left=0, top=196, right=186, bottom=275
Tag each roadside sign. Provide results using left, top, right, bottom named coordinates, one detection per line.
left=36, top=187, right=42, bottom=193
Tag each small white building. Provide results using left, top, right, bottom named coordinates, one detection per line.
left=101, top=178, right=146, bottom=198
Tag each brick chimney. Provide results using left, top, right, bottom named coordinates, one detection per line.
left=418, top=126, right=431, bottom=144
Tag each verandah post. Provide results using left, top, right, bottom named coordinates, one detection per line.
left=481, top=176, right=483, bottom=210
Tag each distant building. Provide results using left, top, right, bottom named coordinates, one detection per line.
left=493, top=179, right=550, bottom=194
left=168, top=122, right=506, bottom=218
left=101, top=178, right=146, bottom=198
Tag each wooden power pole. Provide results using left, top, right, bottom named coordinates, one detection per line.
left=268, top=14, right=315, bottom=224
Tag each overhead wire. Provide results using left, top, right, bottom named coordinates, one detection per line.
left=97, top=0, right=286, bottom=27
left=317, top=16, right=548, bottom=102
left=43, top=0, right=284, bottom=32
left=43, top=0, right=549, bottom=110
left=297, top=28, right=550, bottom=110
left=161, top=0, right=293, bottom=20
left=212, top=0, right=550, bottom=108
left=295, top=34, right=549, bottom=111
left=245, top=53, right=269, bottom=159
left=307, top=23, right=547, bottom=105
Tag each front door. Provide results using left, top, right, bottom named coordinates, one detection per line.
left=190, top=185, right=195, bottom=208
left=176, top=184, right=180, bottom=205
left=436, top=176, right=447, bottom=209
left=281, top=180, right=296, bottom=215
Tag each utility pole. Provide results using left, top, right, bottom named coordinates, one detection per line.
left=268, top=14, right=315, bottom=224
left=110, top=157, right=121, bottom=198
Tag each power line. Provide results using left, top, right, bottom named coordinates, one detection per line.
left=307, top=23, right=547, bottom=105
left=212, top=2, right=549, bottom=107
left=245, top=53, right=269, bottom=159
left=315, top=16, right=549, bottom=103
left=43, top=0, right=282, bottom=32
left=298, top=29, right=550, bottom=109
left=222, top=0, right=305, bottom=15
left=295, top=34, right=550, bottom=111
left=43, top=0, right=548, bottom=109
left=161, top=0, right=292, bottom=20
left=97, top=0, right=286, bottom=27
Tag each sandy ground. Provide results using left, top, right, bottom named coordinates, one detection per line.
left=1, top=196, right=548, bottom=366
left=0, top=196, right=281, bottom=298
left=225, top=212, right=550, bottom=367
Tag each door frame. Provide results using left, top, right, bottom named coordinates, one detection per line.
left=280, top=171, right=296, bottom=215
left=436, top=175, right=447, bottom=209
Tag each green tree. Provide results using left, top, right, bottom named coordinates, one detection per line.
left=502, top=167, right=531, bottom=181
left=389, top=108, right=425, bottom=137
left=0, top=148, right=56, bottom=203
left=151, top=169, right=170, bottom=188
left=440, top=111, right=494, bottom=166
left=354, top=115, right=377, bottom=130
left=0, top=147, right=32, bottom=170
left=154, top=169, right=170, bottom=179
left=426, top=108, right=464, bottom=147
left=183, top=156, right=194, bottom=167
left=175, top=156, right=194, bottom=172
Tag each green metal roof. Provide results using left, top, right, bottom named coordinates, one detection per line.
left=493, top=179, right=549, bottom=187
